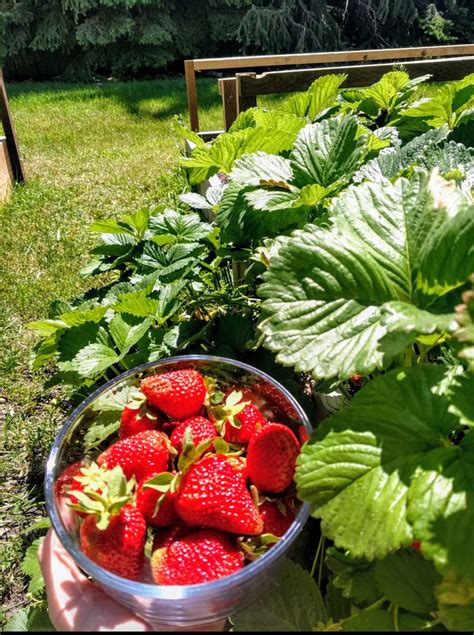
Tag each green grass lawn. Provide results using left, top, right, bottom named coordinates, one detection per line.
left=0, top=77, right=225, bottom=621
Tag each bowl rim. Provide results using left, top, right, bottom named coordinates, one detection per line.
left=44, top=354, right=312, bottom=599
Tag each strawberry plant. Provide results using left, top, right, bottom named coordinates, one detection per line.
left=27, top=69, right=474, bottom=630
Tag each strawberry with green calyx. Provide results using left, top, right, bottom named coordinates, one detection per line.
left=238, top=533, right=281, bottom=561
left=97, top=429, right=170, bottom=482
left=56, top=461, right=109, bottom=517
left=175, top=453, right=264, bottom=535
left=259, top=498, right=296, bottom=537
left=138, top=432, right=217, bottom=507
left=151, top=528, right=244, bottom=585
left=170, top=416, right=218, bottom=455
left=247, top=423, right=300, bottom=494
left=208, top=390, right=268, bottom=445
left=73, top=466, right=147, bottom=580
left=119, top=389, right=162, bottom=440
left=136, top=474, right=179, bottom=528
left=140, top=369, right=207, bottom=420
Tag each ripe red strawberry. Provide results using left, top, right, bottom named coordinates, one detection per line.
left=152, top=521, right=191, bottom=551
left=136, top=477, right=178, bottom=528
left=259, top=499, right=296, bottom=537
left=119, top=404, right=161, bottom=440
left=55, top=461, right=85, bottom=501
left=224, top=403, right=268, bottom=445
left=226, top=455, right=248, bottom=483
left=208, top=389, right=268, bottom=445
left=297, top=425, right=310, bottom=445
left=175, top=454, right=263, bottom=535
left=97, top=430, right=170, bottom=482
left=258, top=382, right=299, bottom=422
left=140, top=369, right=207, bottom=419
left=411, top=540, right=422, bottom=551
left=247, top=423, right=300, bottom=494
left=80, top=504, right=147, bottom=580
left=170, top=416, right=218, bottom=455
left=151, top=528, right=244, bottom=585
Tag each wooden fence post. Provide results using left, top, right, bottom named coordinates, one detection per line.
left=236, top=73, right=257, bottom=116
left=184, top=60, right=199, bottom=132
left=0, top=68, right=24, bottom=183
left=218, top=77, right=238, bottom=131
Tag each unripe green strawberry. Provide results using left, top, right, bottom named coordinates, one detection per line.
left=97, top=430, right=170, bottom=482
left=80, top=504, right=147, bottom=580
left=170, top=416, right=218, bottom=455
left=247, top=423, right=300, bottom=494
left=151, top=528, right=244, bottom=585
left=140, top=369, right=207, bottom=419
left=175, top=454, right=263, bottom=535
left=136, top=476, right=178, bottom=528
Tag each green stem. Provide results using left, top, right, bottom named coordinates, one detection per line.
left=404, top=346, right=414, bottom=367
left=317, top=536, right=326, bottom=588
left=393, top=605, right=400, bottom=632
left=310, top=533, right=324, bottom=579
left=365, top=597, right=386, bottom=612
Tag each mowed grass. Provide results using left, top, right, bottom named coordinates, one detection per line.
left=0, top=77, right=224, bottom=620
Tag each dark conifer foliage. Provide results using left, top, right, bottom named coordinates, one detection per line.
left=2, top=0, right=473, bottom=80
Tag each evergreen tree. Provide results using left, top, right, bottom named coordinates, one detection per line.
left=2, top=0, right=472, bottom=81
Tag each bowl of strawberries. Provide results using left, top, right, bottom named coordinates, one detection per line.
left=45, top=355, right=312, bottom=630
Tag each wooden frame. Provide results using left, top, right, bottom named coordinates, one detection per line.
left=184, top=44, right=474, bottom=133
left=235, top=55, right=474, bottom=116
left=0, top=67, right=24, bottom=185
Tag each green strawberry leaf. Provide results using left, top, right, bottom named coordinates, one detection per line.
left=71, top=343, right=119, bottom=378
left=296, top=364, right=474, bottom=587
left=258, top=170, right=474, bottom=380
left=231, top=559, right=327, bottom=631
left=108, top=314, right=152, bottom=357
left=289, top=115, right=367, bottom=188
left=20, top=538, right=45, bottom=597
left=326, top=547, right=380, bottom=605
left=341, top=609, right=431, bottom=632
left=148, top=209, right=212, bottom=244
left=306, top=74, right=347, bottom=121
left=231, top=152, right=293, bottom=186
left=374, top=550, right=441, bottom=613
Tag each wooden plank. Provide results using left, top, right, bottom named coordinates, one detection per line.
left=193, top=44, right=474, bottom=71
left=0, top=68, right=24, bottom=183
left=237, top=56, right=474, bottom=97
left=0, top=137, right=13, bottom=202
left=198, top=130, right=223, bottom=142
left=219, top=78, right=238, bottom=131
left=184, top=60, right=199, bottom=132
left=236, top=72, right=257, bottom=113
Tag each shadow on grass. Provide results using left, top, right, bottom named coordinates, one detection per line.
left=6, top=77, right=221, bottom=122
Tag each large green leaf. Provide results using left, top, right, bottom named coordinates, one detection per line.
left=217, top=183, right=309, bottom=245
left=375, top=550, right=441, bottom=613
left=258, top=170, right=474, bottom=379
left=326, top=547, right=380, bottom=605
left=148, top=209, right=212, bottom=243
left=401, top=74, right=474, bottom=129
left=290, top=115, right=367, bottom=188
left=296, top=364, right=474, bottom=586
left=231, top=559, right=327, bottom=631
